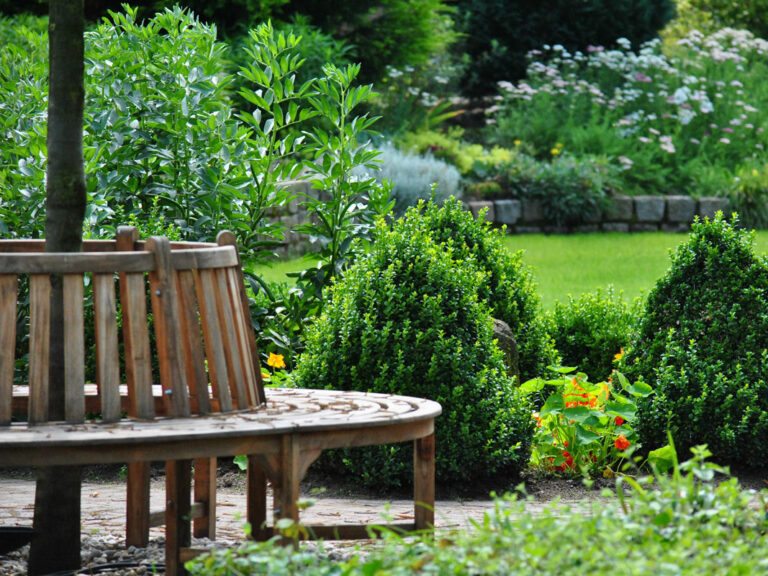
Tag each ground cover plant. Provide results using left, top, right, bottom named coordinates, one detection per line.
left=292, top=208, right=534, bottom=487
left=488, top=27, right=768, bottom=225
left=188, top=445, right=768, bottom=575
left=624, top=214, right=768, bottom=466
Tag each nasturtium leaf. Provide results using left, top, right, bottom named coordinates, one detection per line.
left=540, top=393, right=565, bottom=415
left=606, top=401, right=637, bottom=420
left=575, top=424, right=601, bottom=446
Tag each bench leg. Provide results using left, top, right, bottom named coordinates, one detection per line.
left=414, top=434, right=435, bottom=530
left=274, top=434, right=301, bottom=527
left=166, top=460, right=192, bottom=576
left=247, top=455, right=269, bottom=540
left=193, top=457, right=216, bottom=540
left=126, top=461, right=151, bottom=547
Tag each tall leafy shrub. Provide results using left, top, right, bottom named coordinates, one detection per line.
left=409, top=197, right=558, bottom=380
left=454, top=0, right=676, bottom=96
left=293, top=216, right=534, bottom=487
left=625, top=214, right=768, bottom=466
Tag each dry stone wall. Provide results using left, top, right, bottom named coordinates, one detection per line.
left=465, top=195, right=731, bottom=234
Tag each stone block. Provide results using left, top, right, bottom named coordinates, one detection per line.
left=466, top=200, right=495, bottom=223
left=543, top=225, right=570, bottom=235
left=516, top=225, right=543, bottom=234
left=494, top=199, right=522, bottom=225
left=521, top=199, right=544, bottom=223
left=697, top=197, right=730, bottom=219
left=573, top=224, right=601, bottom=234
left=630, top=223, right=661, bottom=232
left=661, top=222, right=691, bottom=233
left=602, top=222, right=630, bottom=233
left=604, top=196, right=633, bottom=221
left=666, top=195, right=696, bottom=223
left=634, top=196, right=666, bottom=222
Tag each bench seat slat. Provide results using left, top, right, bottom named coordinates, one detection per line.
left=94, top=273, right=121, bottom=423
left=63, top=274, right=85, bottom=424
left=28, top=275, right=51, bottom=424
left=0, top=275, right=17, bottom=426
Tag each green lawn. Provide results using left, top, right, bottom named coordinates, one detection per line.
left=253, top=231, right=768, bottom=310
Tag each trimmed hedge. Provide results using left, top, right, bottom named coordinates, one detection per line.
left=625, top=214, right=768, bottom=466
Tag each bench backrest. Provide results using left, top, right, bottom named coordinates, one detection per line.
left=0, top=227, right=265, bottom=426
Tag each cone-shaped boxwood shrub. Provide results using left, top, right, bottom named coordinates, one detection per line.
left=625, top=214, right=768, bottom=466
left=293, top=216, right=534, bottom=487
left=408, top=197, right=558, bottom=381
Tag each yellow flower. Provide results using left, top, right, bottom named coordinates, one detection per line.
left=550, top=147, right=561, bottom=157
left=614, top=348, right=624, bottom=362
left=514, top=139, right=522, bottom=147
left=267, top=352, right=286, bottom=369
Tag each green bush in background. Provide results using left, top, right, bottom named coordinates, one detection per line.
left=548, top=287, right=640, bottom=382
left=625, top=214, right=768, bottom=466
left=293, top=214, right=533, bottom=487
left=453, top=0, right=676, bottom=97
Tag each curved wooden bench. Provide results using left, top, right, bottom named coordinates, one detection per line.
left=0, top=229, right=441, bottom=575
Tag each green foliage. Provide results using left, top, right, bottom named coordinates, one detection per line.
left=524, top=368, right=651, bottom=478
left=625, top=213, right=768, bottom=466
left=547, top=287, right=640, bottom=381
left=453, top=0, right=676, bottom=97
left=293, top=214, right=534, bottom=486
left=686, top=0, right=768, bottom=39
left=188, top=446, right=768, bottom=575
left=279, top=0, right=456, bottom=85
left=402, top=198, right=558, bottom=380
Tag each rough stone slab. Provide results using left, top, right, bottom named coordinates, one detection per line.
left=516, top=226, right=543, bottom=234
left=494, top=199, right=522, bottom=225
left=634, top=196, right=666, bottom=222
left=666, top=195, right=696, bottom=222
left=543, top=225, right=570, bottom=235
left=573, top=224, right=601, bottom=234
left=661, top=222, right=691, bottom=233
left=697, top=197, right=730, bottom=219
left=630, top=223, right=661, bottom=232
left=466, top=201, right=495, bottom=223
left=604, top=196, right=633, bottom=221
left=602, top=222, right=630, bottom=233
left=521, top=199, right=544, bottom=223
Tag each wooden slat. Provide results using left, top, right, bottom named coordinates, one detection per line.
left=176, top=270, right=211, bottom=415
left=63, top=274, right=85, bottom=424
left=28, top=275, right=50, bottom=424
left=0, top=251, right=154, bottom=275
left=225, top=267, right=259, bottom=408
left=217, top=231, right=265, bottom=405
left=147, top=237, right=190, bottom=418
left=214, top=268, right=248, bottom=410
left=170, top=246, right=238, bottom=270
left=195, top=269, right=232, bottom=413
left=117, top=227, right=154, bottom=420
left=93, top=273, right=121, bottom=423
left=0, top=275, right=18, bottom=426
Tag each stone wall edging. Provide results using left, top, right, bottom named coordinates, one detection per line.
left=465, top=195, right=731, bottom=234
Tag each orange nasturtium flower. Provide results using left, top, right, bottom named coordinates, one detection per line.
left=267, top=352, right=286, bottom=369
left=614, top=434, right=630, bottom=451
left=614, top=348, right=624, bottom=362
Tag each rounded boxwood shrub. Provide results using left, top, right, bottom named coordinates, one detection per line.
left=625, top=214, right=768, bottom=466
left=293, top=215, right=534, bottom=487
left=409, top=197, right=558, bottom=381
left=548, top=287, right=639, bottom=382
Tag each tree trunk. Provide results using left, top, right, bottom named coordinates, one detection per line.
left=28, top=0, right=86, bottom=573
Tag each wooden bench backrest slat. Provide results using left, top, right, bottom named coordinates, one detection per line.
left=216, top=231, right=265, bottom=405
left=195, top=268, right=233, bottom=413
left=176, top=269, right=212, bottom=415
left=147, top=237, right=190, bottom=419
left=117, top=227, right=155, bottom=420
left=0, top=275, right=17, bottom=426
left=28, top=275, right=51, bottom=424
left=63, top=274, right=85, bottom=424
left=93, top=273, right=122, bottom=423
left=225, top=266, right=259, bottom=407
left=213, top=267, right=248, bottom=410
